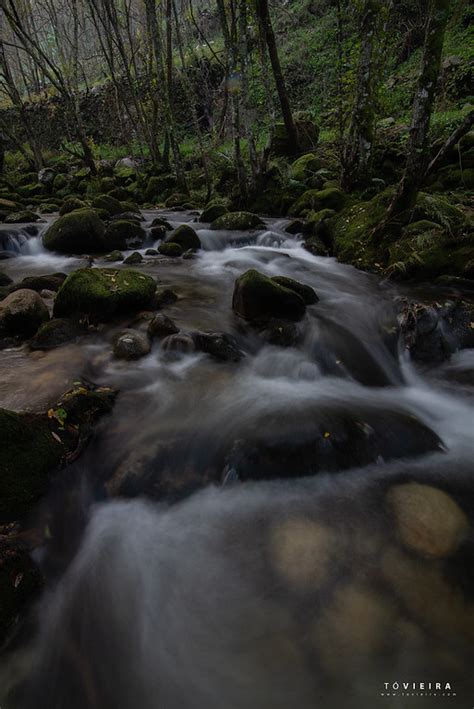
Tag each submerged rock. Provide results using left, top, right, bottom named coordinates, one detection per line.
left=0, top=382, right=116, bottom=519
left=232, top=269, right=309, bottom=322
left=113, top=329, right=151, bottom=360
left=53, top=268, right=156, bottom=321
left=224, top=409, right=444, bottom=482
left=0, top=289, right=49, bottom=337
left=387, top=482, right=469, bottom=558
left=152, top=287, right=178, bottom=309
left=192, top=331, right=243, bottom=362
left=210, top=211, right=264, bottom=231
left=148, top=313, right=180, bottom=339
left=43, top=209, right=107, bottom=254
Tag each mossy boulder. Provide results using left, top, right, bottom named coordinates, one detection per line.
left=104, top=220, right=146, bottom=250
left=91, top=194, right=123, bottom=216
left=39, top=203, right=59, bottom=214
left=167, top=224, right=201, bottom=250
left=53, top=268, right=156, bottom=321
left=159, top=242, right=183, bottom=258
left=271, top=276, right=318, bottom=305
left=30, top=318, right=81, bottom=350
left=123, top=251, right=143, bottom=265
left=165, top=193, right=190, bottom=208
left=211, top=211, right=264, bottom=231
left=59, top=197, right=87, bottom=216
left=13, top=273, right=67, bottom=293
left=232, top=269, right=308, bottom=322
left=289, top=187, right=346, bottom=217
left=52, top=173, right=69, bottom=191
left=145, top=174, right=177, bottom=201
left=0, top=198, right=18, bottom=213
left=289, top=153, right=322, bottom=182
left=43, top=209, right=107, bottom=253
left=0, top=382, right=116, bottom=519
left=4, top=210, right=40, bottom=224
left=200, top=202, right=228, bottom=223
left=0, top=289, right=49, bottom=338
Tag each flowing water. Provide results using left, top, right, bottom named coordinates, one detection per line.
left=1, top=212, right=473, bottom=708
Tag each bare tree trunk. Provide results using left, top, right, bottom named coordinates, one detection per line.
left=255, top=0, right=298, bottom=154
left=372, top=0, right=451, bottom=244
left=216, top=0, right=247, bottom=202
left=342, top=0, right=381, bottom=190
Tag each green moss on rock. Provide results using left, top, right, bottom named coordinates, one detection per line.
left=211, top=211, right=264, bottom=231
left=53, top=268, right=156, bottom=320
left=91, top=194, right=123, bottom=216
left=167, top=224, right=201, bottom=250
left=43, top=209, right=107, bottom=253
left=289, top=187, right=346, bottom=218
left=232, top=269, right=307, bottom=322
left=59, top=197, right=87, bottom=216
left=159, top=242, right=183, bottom=257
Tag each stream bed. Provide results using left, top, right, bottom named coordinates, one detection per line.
left=0, top=210, right=473, bottom=708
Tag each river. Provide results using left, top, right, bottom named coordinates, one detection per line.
left=0, top=210, right=473, bottom=708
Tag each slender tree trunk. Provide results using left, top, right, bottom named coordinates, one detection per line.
left=255, top=0, right=298, bottom=154
left=342, top=0, right=381, bottom=190
left=425, top=109, right=474, bottom=177
left=372, top=0, right=451, bottom=244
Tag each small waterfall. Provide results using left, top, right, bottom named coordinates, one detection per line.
left=0, top=228, right=30, bottom=255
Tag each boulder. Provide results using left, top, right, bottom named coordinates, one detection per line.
left=91, top=194, right=123, bottom=216
left=104, top=250, right=124, bottom=262
left=30, top=318, right=81, bottom=350
left=59, top=197, right=86, bottom=216
left=123, top=251, right=143, bottom=265
left=53, top=268, right=156, bottom=321
left=113, top=329, right=151, bottom=360
left=159, top=242, right=183, bottom=258
left=43, top=209, right=107, bottom=254
left=148, top=314, right=179, bottom=339
left=232, top=269, right=308, bottom=322
left=0, top=289, right=49, bottom=337
left=152, top=287, right=178, bottom=309
left=104, top=220, right=146, bottom=250
left=200, top=203, right=228, bottom=223
left=13, top=273, right=67, bottom=293
left=38, top=168, right=55, bottom=185
left=289, top=188, right=346, bottom=217
left=224, top=409, right=444, bottom=482
left=0, top=382, right=116, bottom=519
left=210, top=211, right=264, bottom=231
left=289, top=153, right=322, bottom=182
left=4, top=211, right=40, bottom=224
left=150, top=225, right=168, bottom=240
left=150, top=217, right=172, bottom=230
left=167, top=224, right=201, bottom=250
left=271, top=276, right=318, bottom=305
left=192, top=331, right=243, bottom=362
